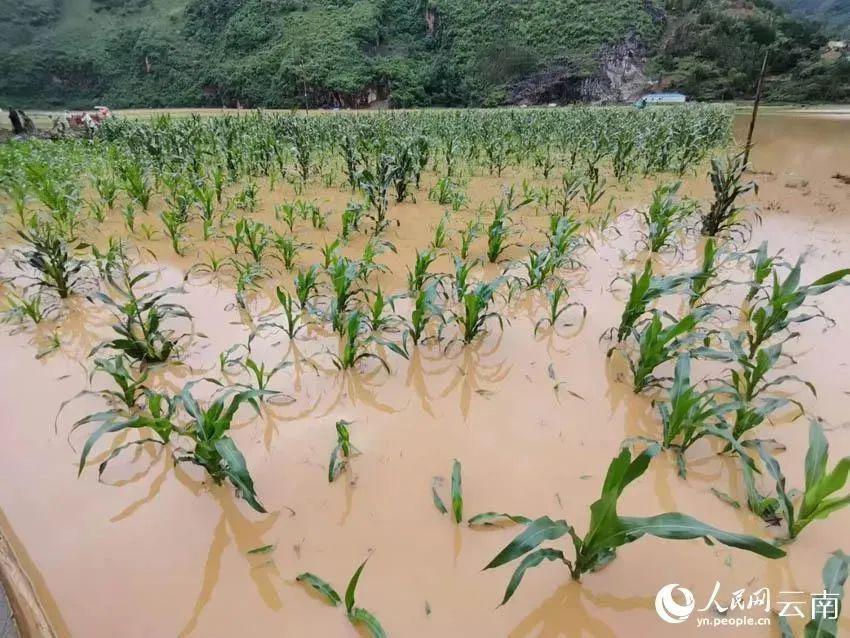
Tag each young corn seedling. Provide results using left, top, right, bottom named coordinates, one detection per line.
left=271, top=287, right=308, bottom=339
left=547, top=214, right=584, bottom=265
left=755, top=420, right=850, bottom=540
left=486, top=200, right=516, bottom=264
left=294, top=265, right=321, bottom=308
left=515, top=247, right=561, bottom=290
left=485, top=445, right=784, bottom=604
left=783, top=550, right=850, bottom=638
left=452, top=256, right=479, bottom=301
left=431, top=460, right=464, bottom=524
left=296, top=557, right=386, bottom=638
left=160, top=209, right=187, bottom=256
left=1, top=290, right=50, bottom=325
left=90, top=270, right=191, bottom=364
left=235, top=218, right=271, bottom=263
left=75, top=390, right=177, bottom=481
left=118, top=160, right=151, bottom=211
left=580, top=172, right=606, bottom=215
left=14, top=223, right=86, bottom=298
left=534, top=285, right=585, bottom=336
left=459, top=214, right=482, bottom=260
left=276, top=202, right=298, bottom=232
left=329, top=311, right=391, bottom=373
left=365, top=284, right=400, bottom=333
left=689, top=238, right=722, bottom=307
left=639, top=181, right=692, bottom=253
left=700, top=151, right=757, bottom=237
left=432, top=212, right=450, bottom=250
left=340, top=201, right=365, bottom=240
left=446, top=277, right=506, bottom=344
left=327, top=257, right=365, bottom=334
left=320, top=238, right=341, bottom=270
left=656, top=355, right=740, bottom=476
left=555, top=171, right=583, bottom=216
left=401, top=284, right=442, bottom=347
left=612, top=261, right=691, bottom=343
left=272, top=234, right=308, bottom=271
left=745, top=259, right=850, bottom=357
left=744, top=242, right=785, bottom=302
left=699, top=337, right=810, bottom=443
left=358, top=155, right=393, bottom=235
left=174, top=381, right=267, bottom=512
left=328, top=420, right=358, bottom=483
left=628, top=308, right=711, bottom=392
left=232, top=260, right=267, bottom=311
left=407, top=248, right=439, bottom=293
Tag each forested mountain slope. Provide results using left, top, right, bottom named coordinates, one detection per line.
left=1, top=0, right=847, bottom=108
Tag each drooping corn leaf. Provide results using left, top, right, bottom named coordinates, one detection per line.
left=296, top=573, right=341, bottom=607
left=349, top=607, right=386, bottom=638
left=485, top=516, right=572, bottom=569
left=467, top=512, right=532, bottom=527
left=499, top=548, right=568, bottom=606
left=431, top=477, right=447, bottom=515
left=614, top=513, right=786, bottom=559
left=216, top=436, right=265, bottom=513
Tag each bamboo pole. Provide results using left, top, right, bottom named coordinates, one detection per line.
left=743, top=50, right=769, bottom=168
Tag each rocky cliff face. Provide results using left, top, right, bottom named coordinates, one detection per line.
left=506, top=32, right=649, bottom=105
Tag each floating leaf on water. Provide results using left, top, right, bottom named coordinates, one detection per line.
left=710, top=488, right=741, bottom=509
left=468, top=512, right=532, bottom=527
left=296, top=572, right=341, bottom=607
left=247, top=544, right=276, bottom=555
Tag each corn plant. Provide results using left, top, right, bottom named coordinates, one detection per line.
left=160, top=209, right=187, bottom=256
left=90, top=270, right=191, bottom=364
left=431, top=460, right=464, bottom=524
left=271, top=287, right=307, bottom=339
left=88, top=355, right=152, bottom=410
left=515, top=248, right=561, bottom=290
left=296, top=557, right=386, bottom=638
left=432, top=212, right=450, bottom=250
left=407, top=248, right=439, bottom=293
left=1, top=290, right=50, bottom=324
left=485, top=445, right=784, bottom=604
left=628, top=308, right=711, bottom=392
left=232, top=260, right=267, bottom=311
left=547, top=214, right=584, bottom=265
left=75, top=390, right=177, bottom=480
left=358, top=155, right=393, bottom=234
left=118, top=160, right=151, bottom=211
left=613, top=261, right=691, bottom=342
left=452, top=256, right=479, bottom=301
left=272, top=234, right=308, bottom=271
left=534, top=285, right=585, bottom=336
left=342, top=201, right=366, bottom=239
left=746, top=260, right=850, bottom=357
left=329, top=311, right=391, bottom=373
left=320, top=238, right=341, bottom=269
left=365, top=283, right=400, bottom=333
left=486, top=201, right=516, bottom=264
left=446, top=277, right=505, bottom=344
left=328, top=419, right=357, bottom=482
left=174, top=381, right=267, bottom=512
left=701, top=151, right=757, bottom=237
left=14, top=223, right=86, bottom=299
left=656, top=355, right=740, bottom=475
left=779, top=551, right=850, bottom=638
left=555, top=171, right=583, bottom=216
left=402, top=284, right=442, bottom=346
left=689, top=238, right=722, bottom=306
left=744, top=242, right=784, bottom=302
left=327, top=257, right=364, bottom=333
left=235, top=218, right=270, bottom=263
left=640, top=182, right=692, bottom=253
left=276, top=202, right=298, bottom=232
left=294, top=265, right=321, bottom=308
left=459, top=214, right=481, bottom=260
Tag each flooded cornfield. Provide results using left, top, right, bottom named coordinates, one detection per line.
left=1, top=107, right=849, bottom=637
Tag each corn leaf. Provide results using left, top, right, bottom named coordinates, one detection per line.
left=499, top=548, right=568, bottom=606
left=345, top=557, right=369, bottom=614
left=804, top=550, right=850, bottom=638
left=349, top=607, right=386, bottom=638
left=296, top=573, right=341, bottom=607
left=451, top=459, right=463, bottom=523
left=485, top=516, right=572, bottom=569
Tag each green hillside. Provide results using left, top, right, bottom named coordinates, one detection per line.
left=1, top=0, right=847, bottom=108
left=777, top=0, right=850, bottom=36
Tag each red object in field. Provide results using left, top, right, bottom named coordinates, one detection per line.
left=67, top=106, right=112, bottom=128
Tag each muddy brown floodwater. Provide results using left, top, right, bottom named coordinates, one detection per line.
left=1, top=111, right=850, bottom=637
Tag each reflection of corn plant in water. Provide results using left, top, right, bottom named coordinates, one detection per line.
left=296, top=557, right=386, bottom=638
left=485, top=445, right=784, bottom=604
